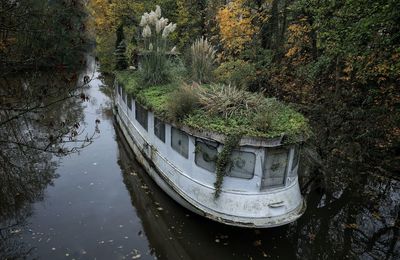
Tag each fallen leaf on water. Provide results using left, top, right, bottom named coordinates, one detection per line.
left=10, top=228, right=21, bottom=234
left=345, top=223, right=359, bottom=229
left=253, top=240, right=262, bottom=246
left=132, top=249, right=141, bottom=259
left=372, top=211, right=381, bottom=220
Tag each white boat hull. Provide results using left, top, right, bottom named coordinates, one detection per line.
left=114, top=100, right=306, bottom=228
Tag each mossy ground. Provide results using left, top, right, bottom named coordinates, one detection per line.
left=115, top=71, right=310, bottom=143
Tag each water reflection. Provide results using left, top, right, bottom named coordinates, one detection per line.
left=0, top=60, right=398, bottom=259
left=0, top=64, right=98, bottom=258
left=115, top=116, right=399, bottom=259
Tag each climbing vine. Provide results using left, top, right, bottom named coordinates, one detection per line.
left=214, top=133, right=242, bottom=199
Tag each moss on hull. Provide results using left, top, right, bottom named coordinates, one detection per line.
left=115, top=71, right=310, bottom=143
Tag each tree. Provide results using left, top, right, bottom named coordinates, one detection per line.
left=174, top=0, right=206, bottom=49
left=216, top=0, right=257, bottom=57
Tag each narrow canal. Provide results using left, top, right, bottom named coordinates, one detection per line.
left=1, top=58, right=399, bottom=259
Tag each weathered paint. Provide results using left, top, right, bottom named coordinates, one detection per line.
left=114, top=87, right=306, bottom=228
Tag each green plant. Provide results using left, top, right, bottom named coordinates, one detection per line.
left=115, top=71, right=310, bottom=142
left=197, top=84, right=264, bottom=118
left=190, top=37, right=216, bottom=84
left=214, top=134, right=242, bottom=198
left=115, top=40, right=128, bottom=70
left=167, top=82, right=200, bottom=120
left=139, top=5, right=177, bottom=85
left=214, top=59, right=256, bottom=90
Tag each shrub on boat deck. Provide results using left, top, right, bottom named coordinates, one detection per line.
left=167, top=82, right=200, bottom=120
left=115, top=70, right=310, bottom=141
left=190, top=37, right=216, bottom=84
left=197, top=84, right=264, bottom=118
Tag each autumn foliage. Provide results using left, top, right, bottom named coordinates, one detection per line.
left=216, top=0, right=256, bottom=56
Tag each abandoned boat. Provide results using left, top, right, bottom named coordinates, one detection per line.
left=113, top=81, right=307, bottom=228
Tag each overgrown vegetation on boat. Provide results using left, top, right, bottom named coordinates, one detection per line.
left=114, top=5, right=310, bottom=198
left=115, top=70, right=310, bottom=143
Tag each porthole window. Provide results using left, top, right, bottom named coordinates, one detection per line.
left=154, top=117, right=165, bottom=142
left=195, top=139, right=218, bottom=172
left=262, top=148, right=288, bottom=188
left=227, top=151, right=256, bottom=179
left=135, top=103, right=148, bottom=130
left=171, top=127, right=188, bottom=158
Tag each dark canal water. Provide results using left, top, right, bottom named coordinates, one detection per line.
left=1, top=58, right=399, bottom=259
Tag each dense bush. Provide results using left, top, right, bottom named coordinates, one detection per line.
left=167, top=82, right=200, bottom=120
left=214, top=59, right=256, bottom=90
left=197, top=84, right=263, bottom=118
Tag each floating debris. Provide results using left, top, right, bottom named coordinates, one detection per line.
left=131, top=249, right=141, bottom=259
left=253, top=240, right=262, bottom=246
left=10, top=228, right=22, bottom=234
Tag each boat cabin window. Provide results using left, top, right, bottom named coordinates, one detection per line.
left=195, top=139, right=218, bottom=172
left=289, top=145, right=300, bottom=177
left=127, top=94, right=132, bottom=110
left=154, top=117, right=165, bottom=142
left=135, top=102, right=148, bottom=130
left=227, top=151, right=256, bottom=179
left=121, top=87, right=126, bottom=103
left=291, top=145, right=300, bottom=171
left=262, top=148, right=288, bottom=188
left=171, top=127, right=188, bottom=158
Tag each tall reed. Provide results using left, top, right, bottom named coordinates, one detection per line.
left=190, top=37, right=215, bottom=84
